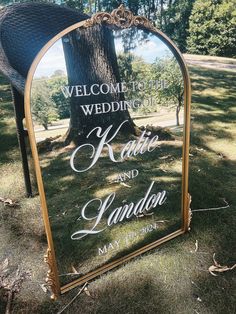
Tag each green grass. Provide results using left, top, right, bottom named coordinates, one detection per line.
left=184, top=53, right=236, bottom=65
left=0, top=56, right=236, bottom=313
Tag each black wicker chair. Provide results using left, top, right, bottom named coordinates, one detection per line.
left=0, top=3, right=88, bottom=196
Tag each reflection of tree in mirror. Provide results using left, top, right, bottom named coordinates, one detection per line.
left=31, top=82, right=59, bottom=130
left=117, top=53, right=153, bottom=113
left=117, top=52, right=184, bottom=125
left=49, top=76, right=70, bottom=119
left=32, top=26, right=184, bottom=152
left=62, top=24, right=135, bottom=144
left=114, top=27, right=149, bottom=53
left=152, top=57, right=184, bottom=126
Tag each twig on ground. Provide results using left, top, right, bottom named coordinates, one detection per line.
left=192, top=199, right=230, bottom=212
left=59, top=265, right=81, bottom=277
left=57, top=282, right=88, bottom=314
left=0, top=259, right=31, bottom=314
left=59, top=273, right=81, bottom=277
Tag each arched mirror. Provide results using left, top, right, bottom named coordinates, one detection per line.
left=25, top=5, right=191, bottom=298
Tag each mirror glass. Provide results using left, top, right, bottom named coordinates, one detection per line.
left=30, top=25, right=184, bottom=286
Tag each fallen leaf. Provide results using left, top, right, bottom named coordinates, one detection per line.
left=195, top=240, right=199, bottom=252
left=84, top=286, right=93, bottom=298
left=209, top=254, right=236, bottom=276
left=0, top=260, right=31, bottom=314
left=160, top=155, right=171, bottom=160
left=218, top=153, right=227, bottom=159
left=121, top=182, right=131, bottom=188
left=196, top=147, right=204, bottom=152
left=190, top=240, right=198, bottom=253
left=0, top=197, right=19, bottom=208
left=40, top=284, right=48, bottom=293
left=71, top=266, right=79, bottom=274
left=162, top=169, right=167, bottom=173
left=0, top=258, right=9, bottom=274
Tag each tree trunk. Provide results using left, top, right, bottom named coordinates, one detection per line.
left=62, top=24, right=135, bottom=145
left=176, top=102, right=181, bottom=126
left=43, top=123, right=48, bottom=131
left=160, top=0, right=164, bottom=28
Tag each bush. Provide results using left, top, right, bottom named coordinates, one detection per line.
left=187, top=0, right=236, bottom=57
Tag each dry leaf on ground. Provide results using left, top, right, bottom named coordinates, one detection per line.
left=190, top=240, right=198, bottom=253
left=209, top=253, right=236, bottom=276
left=159, top=155, right=171, bottom=160
left=0, top=197, right=19, bottom=208
left=71, top=265, right=79, bottom=274
left=84, top=286, right=93, bottom=298
left=0, top=259, right=31, bottom=314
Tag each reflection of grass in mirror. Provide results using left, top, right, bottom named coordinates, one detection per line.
left=74, top=218, right=181, bottom=276
left=38, top=135, right=183, bottom=285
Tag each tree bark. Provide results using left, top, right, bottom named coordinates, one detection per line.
left=160, top=0, right=164, bottom=28
left=43, top=123, right=48, bottom=131
left=62, top=24, right=135, bottom=145
left=176, top=101, right=181, bottom=126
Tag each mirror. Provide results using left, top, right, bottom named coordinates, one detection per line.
left=26, top=9, right=190, bottom=296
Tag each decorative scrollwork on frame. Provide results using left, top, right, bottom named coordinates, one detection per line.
left=83, top=4, right=156, bottom=31
left=44, top=248, right=58, bottom=300
left=111, top=5, right=134, bottom=28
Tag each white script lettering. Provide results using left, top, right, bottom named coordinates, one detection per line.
left=70, top=121, right=159, bottom=173
left=71, top=181, right=166, bottom=240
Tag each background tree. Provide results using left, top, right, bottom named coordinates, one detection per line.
left=1, top=0, right=195, bottom=53
left=162, top=0, right=195, bottom=52
left=31, top=82, right=59, bottom=130
left=187, top=0, right=236, bottom=57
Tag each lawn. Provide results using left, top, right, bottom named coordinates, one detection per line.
left=0, top=55, right=236, bottom=313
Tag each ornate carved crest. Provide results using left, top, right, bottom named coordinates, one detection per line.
left=84, top=4, right=156, bottom=31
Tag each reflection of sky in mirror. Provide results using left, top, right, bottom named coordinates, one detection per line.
left=33, top=30, right=172, bottom=79
left=34, top=39, right=66, bottom=78
left=115, top=34, right=171, bottom=63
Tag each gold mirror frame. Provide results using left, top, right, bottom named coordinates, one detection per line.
left=25, top=5, right=191, bottom=299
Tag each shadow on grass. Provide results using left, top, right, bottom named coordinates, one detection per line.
left=0, top=100, right=20, bottom=164
left=9, top=262, right=175, bottom=314
left=37, top=138, right=184, bottom=285
left=1, top=64, right=236, bottom=313
left=186, top=65, right=236, bottom=314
